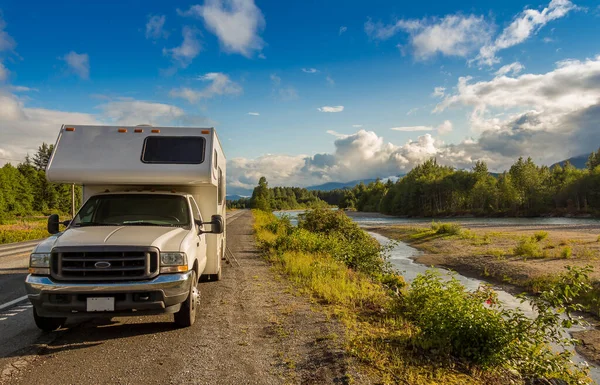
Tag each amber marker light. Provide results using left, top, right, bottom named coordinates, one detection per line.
left=201, top=130, right=210, bottom=134
left=65, top=127, right=75, bottom=132
left=134, top=128, right=144, bottom=133
left=151, top=129, right=160, bottom=133
left=118, top=128, right=127, bottom=133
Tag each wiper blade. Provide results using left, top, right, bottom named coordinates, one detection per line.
left=73, top=222, right=120, bottom=227
left=122, top=221, right=176, bottom=227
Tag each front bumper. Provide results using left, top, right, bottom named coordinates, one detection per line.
left=25, top=272, right=193, bottom=318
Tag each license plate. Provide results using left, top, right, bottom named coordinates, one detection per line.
left=86, top=297, right=115, bottom=312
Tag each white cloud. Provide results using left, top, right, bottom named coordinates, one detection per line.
left=406, top=108, right=419, bottom=116
left=326, top=76, right=335, bottom=85
left=8, top=85, right=37, bottom=92
left=62, top=51, right=90, bottom=79
left=270, top=73, right=281, bottom=86
left=432, top=86, right=446, bottom=97
left=163, top=26, right=201, bottom=69
left=145, top=15, right=168, bottom=40
left=339, top=26, right=347, bottom=35
left=390, top=125, right=433, bottom=132
left=477, top=0, right=577, bottom=65
left=436, top=120, right=453, bottom=135
left=248, top=112, right=259, bottom=116
left=494, top=62, right=525, bottom=77
left=169, top=72, right=242, bottom=103
left=317, top=106, right=344, bottom=113
left=179, top=0, right=265, bottom=57
left=366, top=14, right=492, bottom=60
left=258, top=53, right=266, bottom=59
left=352, top=124, right=363, bottom=128
left=302, top=68, right=318, bottom=73
left=391, top=120, right=453, bottom=134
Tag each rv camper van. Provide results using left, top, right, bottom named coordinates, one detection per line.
left=24, top=125, right=226, bottom=330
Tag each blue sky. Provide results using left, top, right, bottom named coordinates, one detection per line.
left=1, top=0, right=599, bottom=193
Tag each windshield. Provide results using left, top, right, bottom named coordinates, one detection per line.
left=71, top=194, right=191, bottom=228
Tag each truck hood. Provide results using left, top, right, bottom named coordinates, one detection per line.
left=33, top=226, right=190, bottom=253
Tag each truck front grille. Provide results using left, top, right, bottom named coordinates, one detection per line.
left=50, top=247, right=159, bottom=282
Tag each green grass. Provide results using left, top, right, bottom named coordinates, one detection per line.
left=0, top=218, right=48, bottom=244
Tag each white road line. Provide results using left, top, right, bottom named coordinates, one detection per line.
left=0, top=295, right=29, bottom=311
left=0, top=317, right=7, bottom=321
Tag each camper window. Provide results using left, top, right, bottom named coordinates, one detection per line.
left=218, top=168, right=225, bottom=204
left=142, top=136, right=205, bottom=164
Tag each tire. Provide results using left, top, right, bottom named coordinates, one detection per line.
left=174, top=271, right=199, bottom=327
left=33, top=308, right=66, bottom=332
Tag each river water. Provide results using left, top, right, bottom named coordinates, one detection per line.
left=273, top=210, right=600, bottom=382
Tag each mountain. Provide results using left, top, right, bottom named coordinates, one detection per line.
left=306, top=178, right=378, bottom=191
left=551, top=154, right=589, bottom=169
left=226, top=194, right=250, bottom=201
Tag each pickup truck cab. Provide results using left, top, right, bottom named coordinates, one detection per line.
left=25, top=125, right=226, bottom=330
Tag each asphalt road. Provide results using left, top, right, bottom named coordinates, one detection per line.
left=0, top=210, right=356, bottom=385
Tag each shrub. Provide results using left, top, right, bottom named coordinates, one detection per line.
left=513, top=236, right=542, bottom=259
left=533, top=231, right=549, bottom=242
left=561, top=246, right=573, bottom=259
left=430, top=221, right=461, bottom=235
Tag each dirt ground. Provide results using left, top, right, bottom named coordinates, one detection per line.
left=2, top=211, right=363, bottom=385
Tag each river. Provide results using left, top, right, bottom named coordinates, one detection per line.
left=273, top=210, right=600, bottom=382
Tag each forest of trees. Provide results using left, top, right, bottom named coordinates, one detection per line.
left=324, top=149, right=600, bottom=217
left=0, top=143, right=81, bottom=221
left=233, top=176, right=329, bottom=211
left=238, top=148, right=600, bottom=217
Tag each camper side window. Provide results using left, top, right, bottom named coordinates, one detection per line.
left=214, top=150, right=218, bottom=169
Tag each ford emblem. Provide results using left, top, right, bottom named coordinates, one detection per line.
left=94, top=261, right=111, bottom=269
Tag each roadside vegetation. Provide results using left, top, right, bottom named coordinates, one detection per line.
left=254, top=208, right=593, bottom=384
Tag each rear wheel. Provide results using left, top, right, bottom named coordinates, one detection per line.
left=174, top=271, right=199, bottom=327
left=33, top=308, right=66, bottom=332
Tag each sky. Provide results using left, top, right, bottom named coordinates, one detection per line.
left=0, top=0, right=599, bottom=195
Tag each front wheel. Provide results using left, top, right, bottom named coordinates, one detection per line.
left=174, top=271, right=199, bottom=327
left=33, top=308, right=66, bottom=332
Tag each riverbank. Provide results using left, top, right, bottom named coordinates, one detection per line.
left=364, top=220, right=600, bottom=365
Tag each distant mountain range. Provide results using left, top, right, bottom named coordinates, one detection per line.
left=305, top=178, right=378, bottom=191
left=551, top=154, right=589, bottom=169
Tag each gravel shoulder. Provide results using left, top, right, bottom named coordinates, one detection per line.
left=2, top=211, right=357, bottom=385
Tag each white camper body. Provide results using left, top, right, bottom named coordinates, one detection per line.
left=25, top=125, right=226, bottom=330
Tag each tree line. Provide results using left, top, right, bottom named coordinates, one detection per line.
left=0, top=143, right=81, bottom=221
left=238, top=148, right=600, bottom=217
left=230, top=176, right=329, bottom=211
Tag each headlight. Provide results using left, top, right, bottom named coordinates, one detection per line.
left=160, top=252, right=187, bottom=266
left=29, top=253, right=51, bottom=275
left=30, top=253, right=51, bottom=268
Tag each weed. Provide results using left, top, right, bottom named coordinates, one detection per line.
left=431, top=221, right=462, bottom=236
left=514, top=236, right=542, bottom=259
left=533, top=231, right=549, bottom=242
left=561, top=246, right=573, bottom=259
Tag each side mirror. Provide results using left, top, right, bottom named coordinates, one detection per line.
left=48, top=214, right=60, bottom=234
left=48, top=214, right=71, bottom=235
left=210, top=215, right=224, bottom=234
left=197, top=215, right=224, bottom=234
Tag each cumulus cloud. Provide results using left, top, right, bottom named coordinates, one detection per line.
left=163, top=26, right=202, bottom=70
left=477, top=0, right=577, bottom=65
left=0, top=61, right=8, bottom=82
left=0, top=90, right=210, bottom=165
left=432, top=86, right=446, bottom=97
left=62, top=51, right=90, bottom=79
left=352, top=124, right=363, bottom=128
left=494, top=62, right=524, bottom=77
left=391, top=120, right=452, bottom=134
left=169, top=72, right=242, bottom=103
left=326, top=76, right=335, bottom=85
left=145, top=15, right=168, bottom=40
left=317, top=106, right=344, bottom=113
left=339, top=26, right=347, bottom=35
left=406, top=108, right=419, bottom=116
left=0, top=16, right=16, bottom=52
left=248, top=112, right=259, bottom=116
left=179, top=0, right=265, bottom=57
left=366, top=0, right=577, bottom=65
left=302, top=68, right=318, bottom=73
left=365, top=14, right=492, bottom=60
